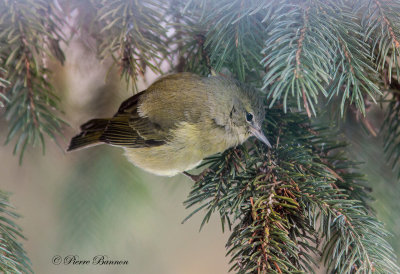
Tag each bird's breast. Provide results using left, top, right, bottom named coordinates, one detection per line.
left=123, top=120, right=241, bottom=176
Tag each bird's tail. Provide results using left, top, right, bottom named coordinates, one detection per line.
left=67, top=118, right=110, bottom=151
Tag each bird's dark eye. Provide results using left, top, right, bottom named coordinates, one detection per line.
left=246, top=112, right=253, bottom=122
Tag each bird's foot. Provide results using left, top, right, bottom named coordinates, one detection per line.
left=183, top=169, right=211, bottom=182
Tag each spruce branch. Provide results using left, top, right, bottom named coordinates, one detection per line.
left=382, top=78, right=400, bottom=177
left=260, top=0, right=387, bottom=117
left=262, top=1, right=331, bottom=115
left=365, top=0, right=400, bottom=177
left=0, top=191, right=32, bottom=274
left=0, top=67, right=9, bottom=107
left=202, top=0, right=265, bottom=82
left=174, top=0, right=266, bottom=81
left=0, top=0, right=67, bottom=163
left=184, top=107, right=399, bottom=273
left=87, top=0, right=168, bottom=91
left=363, top=0, right=400, bottom=81
left=328, top=5, right=381, bottom=117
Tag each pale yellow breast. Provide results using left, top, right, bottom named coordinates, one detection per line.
left=124, top=120, right=248, bottom=176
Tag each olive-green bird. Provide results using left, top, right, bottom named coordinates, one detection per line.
left=67, top=72, right=271, bottom=177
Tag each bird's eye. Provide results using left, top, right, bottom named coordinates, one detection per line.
left=246, top=112, right=253, bottom=122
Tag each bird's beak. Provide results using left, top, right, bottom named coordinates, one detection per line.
left=250, top=126, right=272, bottom=148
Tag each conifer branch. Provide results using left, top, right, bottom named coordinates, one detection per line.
left=363, top=0, right=400, bottom=80
left=0, top=191, right=32, bottom=273
left=0, top=67, right=9, bottom=107
left=382, top=78, right=400, bottom=177
left=261, top=0, right=385, bottom=116
left=185, top=108, right=399, bottom=273
left=364, top=0, right=400, bottom=177
left=262, top=1, right=330, bottom=115
left=296, top=7, right=311, bottom=118
left=195, top=0, right=265, bottom=81
left=374, top=0, right=400, bottom=49
left=85, top=0, right=168, bottom=92
left=0, top=0, right=67, bottom=163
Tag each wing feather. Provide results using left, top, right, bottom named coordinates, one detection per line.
left=100, top=91, right=167, bottom=148
left=100, top=73, right=209, bottom=148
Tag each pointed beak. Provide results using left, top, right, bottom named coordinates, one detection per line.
left=250, top=126, right=272, bottom=148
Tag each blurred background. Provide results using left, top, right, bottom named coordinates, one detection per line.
left=0, top=37, right=232, bottom=274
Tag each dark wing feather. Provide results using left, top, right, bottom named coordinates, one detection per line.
left=99, top=91, right=167, bottom=148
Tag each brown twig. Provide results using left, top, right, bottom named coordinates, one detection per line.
left=324, top=166, right=345, bottom=182
left=196, top=34, right=212, bottom=74
left=235, top=0, right=245, bottom=48
left=302, top=88, right=312, bottom=118
left=339, top=37, right=355, bottom=74
left=361, top=116, right=378, bottom=137
left=172, top=0, right=186, bottom=72
left=295, top=8, right=312, bottom=117
left=24, top=53, right=39, bottom=128
left=273, top=261, right=283, bottom=274
left=294, top=7, right=310, bottom=78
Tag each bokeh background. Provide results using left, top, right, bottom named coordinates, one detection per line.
left=1, top=12, right=400, bottom=274
left=0, top=38, right=232, bottom=274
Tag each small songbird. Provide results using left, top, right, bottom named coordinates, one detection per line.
left=67, top=72, right=271, bottom=177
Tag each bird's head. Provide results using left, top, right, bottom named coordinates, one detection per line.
left=208, top=76, right=271, bottom=148
left=228, top=84, right=271, bottom=148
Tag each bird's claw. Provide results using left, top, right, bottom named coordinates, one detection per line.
left=183, top=169, right=212, bottom=182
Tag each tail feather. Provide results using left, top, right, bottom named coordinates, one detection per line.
left=67, top=118, right=109, bottom=151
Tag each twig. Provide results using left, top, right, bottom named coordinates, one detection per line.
left=302, top=88, right=312, bottom=118
left=338, top=37, right=355, bottom=74
left=294, top=7, right=310, bottom=78
left=25, top=54, right=38, bottom=128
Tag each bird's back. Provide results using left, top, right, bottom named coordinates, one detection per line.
left=138, top=73, right=211, bottom=129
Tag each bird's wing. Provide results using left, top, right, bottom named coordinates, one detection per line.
left=99, top=91, right=168, bottom=148
left=101, top=73, right=209, bottom=148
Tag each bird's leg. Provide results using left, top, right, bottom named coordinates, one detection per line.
left=183, top=169, right=211, bottom=182
left=182, top=171, right=200, bottom=181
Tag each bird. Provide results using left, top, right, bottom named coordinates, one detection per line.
left=67, top=72, right=271, bottom=178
